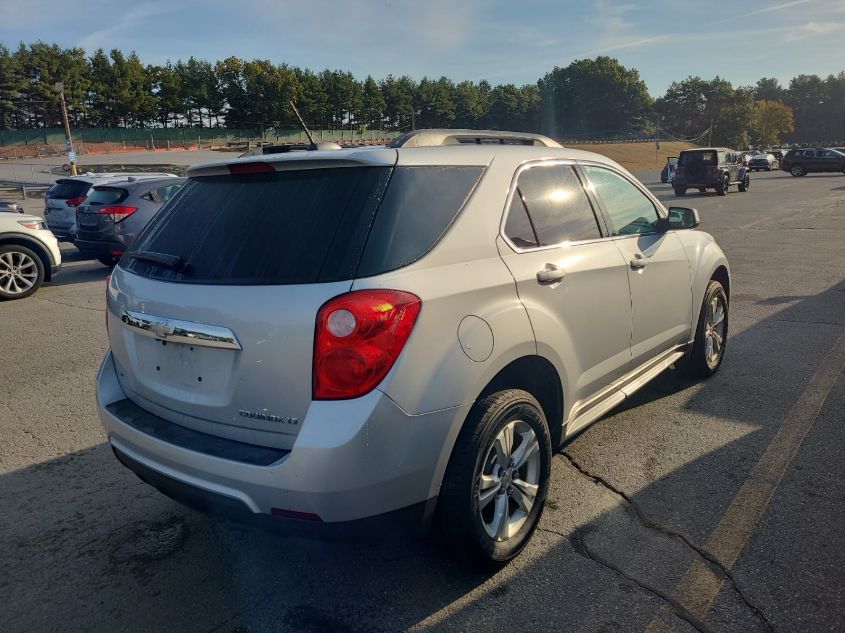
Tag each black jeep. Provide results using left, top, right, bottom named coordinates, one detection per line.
left=673, top=148, right=750, bottom=197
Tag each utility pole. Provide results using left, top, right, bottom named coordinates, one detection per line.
left=54, top=82, right=77, bottom=176
left=655, top=114, right=660, bottom=148
left=708, top=119, right=713, bottom=146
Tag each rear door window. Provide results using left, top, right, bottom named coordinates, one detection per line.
left=84, top=186, right=128, bottom=206
left=503, top=164, right=601, bottom=248
left=504, top=195, right=539, bottom=248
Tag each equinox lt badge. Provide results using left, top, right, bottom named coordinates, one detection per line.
left=238, top=409, right=298, bottom=425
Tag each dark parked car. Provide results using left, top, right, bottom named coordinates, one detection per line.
left=75, top=177, right=186, bottom=266
left=0, top=201, right=24, bottom=213
left=781, top=148, right=845, bottom=176
left=673, top=148, right=750, bottom=196
left=660, top=156, right=678, bottom=183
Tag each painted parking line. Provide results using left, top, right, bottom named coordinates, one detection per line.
left=646, top=327, right=845, bottom=632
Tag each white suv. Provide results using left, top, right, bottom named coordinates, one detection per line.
left=97, top=130, right=730, bottom=568
left=0, top=211, right=61, bottom=300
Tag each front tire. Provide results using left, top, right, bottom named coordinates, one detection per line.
left=436, top=389, right=552, bottom=571
left=680, top=280, right=728, bottom=378
left=0, top=244, right=45, bottom=300
left=791, top=164, right=805, bottom=177
left=738, top=174, right=749, bottom=192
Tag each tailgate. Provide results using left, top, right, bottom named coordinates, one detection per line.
left=109, top=268, right=351, bottom=449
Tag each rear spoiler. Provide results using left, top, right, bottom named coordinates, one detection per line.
left=186, top=149, right=398, bottom=178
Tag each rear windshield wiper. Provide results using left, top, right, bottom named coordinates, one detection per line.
left=126, top=251, right=189, bottom=272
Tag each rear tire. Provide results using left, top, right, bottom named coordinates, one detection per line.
left=680, top=280, right=728, bottom=378
left=791, top=165, right=805, bottom=177
left=698, top=187, right=706, bottom=193
left=717, top=174, right=729, bottom=196
left=738, top=174, right=749, bottom=192
left=674, top=186, right=686, bottom=197
left=435, top=389, right=552, bottom=571
left=0, top=244, right=45, bottom=300
left=97, top=254, right=119, bottom=267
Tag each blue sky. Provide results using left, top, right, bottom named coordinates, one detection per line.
left=2, top=0, right=844, bottom=95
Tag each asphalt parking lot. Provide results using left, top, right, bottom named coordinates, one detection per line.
left=2, top=167, right=843, bottom=633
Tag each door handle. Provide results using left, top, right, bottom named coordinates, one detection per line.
left=537, top=264, right=566, bottom=285
left=630, top=254, right=648, bottom=270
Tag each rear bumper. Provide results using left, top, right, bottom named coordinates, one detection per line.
left=75, top=238, right=125, bottom=255
left=112, top=444, right=437, bottom=540
left=97, top=352, right=470, bottom=533
left=47, top=226, right=76, bottom=242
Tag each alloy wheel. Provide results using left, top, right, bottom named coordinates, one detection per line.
left=477, top=419, right=541, bottom=542
left=704, top=294, right=726, bottom=369
left=0, top=250, right=38, bottom=296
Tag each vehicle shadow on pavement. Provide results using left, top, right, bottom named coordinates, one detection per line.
left=45, top=247, right=111, bottom=288
left=2, top=281, right=843, bottom=633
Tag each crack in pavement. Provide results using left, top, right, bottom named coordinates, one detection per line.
left=36, top=295, right=104, bottom=312
left=559, top=450, right=774, bottom=633
left=540, top=525, right=716, bottom=633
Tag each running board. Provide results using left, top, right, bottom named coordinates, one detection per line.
left=564, top=348, right=687, bottom=438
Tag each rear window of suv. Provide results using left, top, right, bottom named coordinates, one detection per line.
left=679, top=151, right=717, bottom=165
left=84, top=186, right=128, bottom=206
left=48, top=179, right=91, bottom=199
left=122, top=165, right=483, bottom=285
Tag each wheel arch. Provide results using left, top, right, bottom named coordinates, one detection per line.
left=711, top=264, right=730, bottom=300
left=475, top=355, right=564, bottom=449
left=0, top=233, right=53, bottom=281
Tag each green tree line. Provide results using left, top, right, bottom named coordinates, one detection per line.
left=1, top=41, right=844, bottom=147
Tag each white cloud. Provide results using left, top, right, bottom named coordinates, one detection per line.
left=77, top=2, right=177, bottom=51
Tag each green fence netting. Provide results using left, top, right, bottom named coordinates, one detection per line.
left=0, top=127, right=399, bottom=146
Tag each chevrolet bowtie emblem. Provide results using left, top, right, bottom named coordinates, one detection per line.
left=152, top=321, right=175, bottom=338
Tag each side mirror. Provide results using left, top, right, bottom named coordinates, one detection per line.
left=666, top=207, right=700, bottom=230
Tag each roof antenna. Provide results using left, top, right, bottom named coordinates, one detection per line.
left=289, top=100, right=317, bottom=150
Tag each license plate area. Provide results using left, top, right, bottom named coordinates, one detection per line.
left=78, top=213, right=102, bottom=227
left=132, top=335, right=236, bottom=399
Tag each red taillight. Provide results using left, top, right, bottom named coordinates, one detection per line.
left=313, top=290, right=421, bottom=400
left=66, top=196, right=85, bottom=207
left=675, top=167, right=684, bottom=174
left=228, top=162, right=274, bottom=175
left=96, top=205, right=138, bottom=222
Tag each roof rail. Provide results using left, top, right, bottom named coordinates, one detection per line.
left=389, top=129, right=562, bottom=149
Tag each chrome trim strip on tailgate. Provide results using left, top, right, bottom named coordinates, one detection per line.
left=121, top=309, right=242, bottom=350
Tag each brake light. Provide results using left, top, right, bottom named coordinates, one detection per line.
left=96, top=205, right=138, bottom=222
left=313, top=290, right=421, bottom=400
left=66, top=196, right=85, bottom=207
left=228, top=162, right=274, bottom=175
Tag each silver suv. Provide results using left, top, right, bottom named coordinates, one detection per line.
left=97, top=130, right=730, bottom=568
